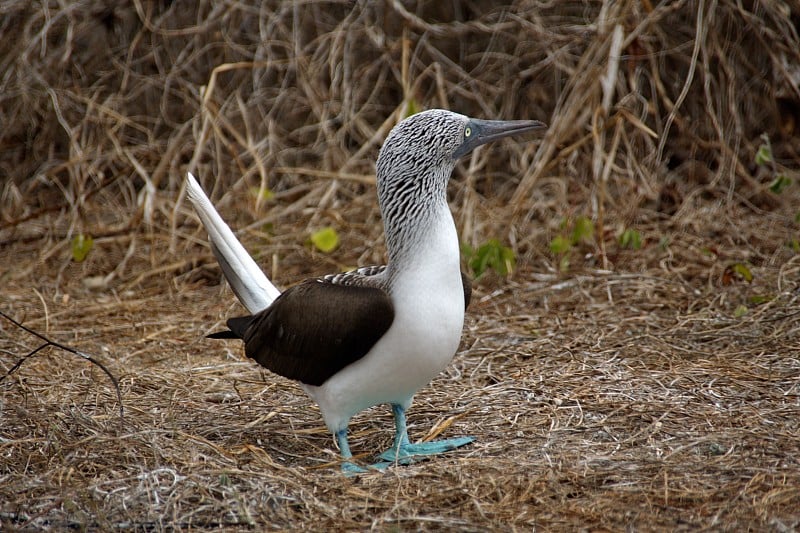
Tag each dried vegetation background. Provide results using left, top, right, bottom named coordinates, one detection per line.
left=2, top=0, right=800, bottom=530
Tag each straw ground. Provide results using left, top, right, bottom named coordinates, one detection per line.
left=2, top=1, right=799, bottom=530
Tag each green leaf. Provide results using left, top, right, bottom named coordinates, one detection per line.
left=619, top=228, right=642, bottom=250
left=249, top=186, right=274, bottom=202
left=795, top=211, right=800, bottom=224
left=731, top=262, right=753, bottom=283
left=559, top=255, right=570, bottom=272
left=734, top=304, right=748, bottom=318
left=468, top=239, right=516, bottom=277
left=498, top=244, right=516, bottom=276
left=469, top=253, right=490, bottom=278
left=71, top=234, right=94, bottom=262
left=789, top=238, right=800, bottom=253
left=571, top=216, right=594, bottom=245
left=310, top=227, right=339, bottom=253
left=404, top=98, right=421, bottom=118
left=768, top=174, right=792, bottom=194
left=549, top=235, right=572, bottom=255
left=755, top=144, right=772, bottom=166
left=748, top=294, right=772, bottom=305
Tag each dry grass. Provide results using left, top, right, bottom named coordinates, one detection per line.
left=2, top=0, right=800, bottom=530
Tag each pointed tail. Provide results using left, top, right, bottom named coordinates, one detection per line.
left=185, top=172, right=280, bottom=314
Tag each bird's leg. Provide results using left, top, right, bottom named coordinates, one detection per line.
left=338, top=428, right=389, bottom=475
left=376, top=404, right=474, bottom=464
left=336, top=429, right=367, bottom=475
left=378, top=403, right=411, bottom=460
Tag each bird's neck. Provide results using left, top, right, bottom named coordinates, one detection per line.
left=382, top=196, right=460, bottom=285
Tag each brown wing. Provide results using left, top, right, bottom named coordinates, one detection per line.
left=221, top=279, right=394, bottom=387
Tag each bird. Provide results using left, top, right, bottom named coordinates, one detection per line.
left=185, top=109, right=546, bottom=473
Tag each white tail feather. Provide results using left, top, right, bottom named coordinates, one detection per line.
left=185, top=172, right=280, bottom=313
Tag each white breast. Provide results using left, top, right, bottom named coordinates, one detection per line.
left=304, top=210, right=465, bottom=433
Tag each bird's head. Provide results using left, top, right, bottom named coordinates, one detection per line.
left=376, top=109, right=546, bottom=204
left=375, top=109, right=546, bottom=265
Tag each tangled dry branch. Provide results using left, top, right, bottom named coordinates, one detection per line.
left=1, top=0, right=799, bottom=530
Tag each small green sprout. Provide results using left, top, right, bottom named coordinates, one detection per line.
left=463, top=239, right=516, bottom=278
left=309, top=227, right=340, bottom=253
left=71, top=234, right=94, bottom=262
left=249, top=186, right=275, bottom=202
left=404, top=97, right=421, bottom=118
left=754, top=142, right=772, bottom=166
left=756, top=133, right=793, bottom=194
left=768, top=174, right=792, bottom=194
left=619, top=228, right=642, bottom=250
left=731, top=263, right=753, bottom=283
left=548, top=215, right=596, bottom=271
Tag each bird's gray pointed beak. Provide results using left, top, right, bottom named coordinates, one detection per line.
left=454, top=118, right=547, bottom=160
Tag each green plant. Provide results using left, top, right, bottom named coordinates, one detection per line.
left=548, top=215, right=595, bottom=271
left=748, top=294, right=772, bottom=305
left=403, top=97, right=421, bottom=118
left=249, top=186, right=274, bottom=202
left=309, top=227, right=339, bottom=253
left=549, top=235, right=572, bottom=255
left=756, top=133, right=793, bottom=194
left=571, top=215, right=595, bottom=244
left=462, top=239, right=516, bottom=278
left=722, top=262, right=754, bottom=285
left=71, top=234, right=93, bottom=262
left=619, top=228, right=642, bottom=250
left=754, top=138, right=772, bottom=166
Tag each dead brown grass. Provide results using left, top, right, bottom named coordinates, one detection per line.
left=2, top=0, right=800, bottom=530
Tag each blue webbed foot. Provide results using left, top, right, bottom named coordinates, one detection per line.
left=378, top=436, right=474, bottom=463
left=341, top=461, right=369, bottom=476
left=377, top=404, right=474, bottom=465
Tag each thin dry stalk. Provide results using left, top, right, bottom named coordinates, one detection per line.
left=1, top=0, right=799, bottom=530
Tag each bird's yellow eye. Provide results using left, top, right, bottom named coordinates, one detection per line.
left=464, top=126, right=472, bottom=138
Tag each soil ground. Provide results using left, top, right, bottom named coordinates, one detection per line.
left=2, top=1, right=800, bottom=530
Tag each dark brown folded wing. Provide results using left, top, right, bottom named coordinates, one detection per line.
left=225, top=279, right=394, bottom=387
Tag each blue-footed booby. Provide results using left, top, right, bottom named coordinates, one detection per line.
left=186, top=109, right=545, bottom=473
